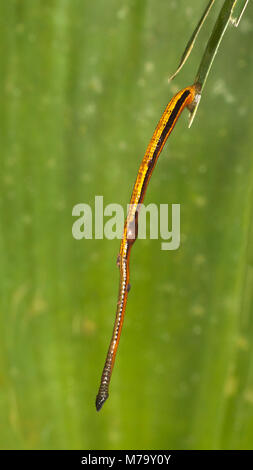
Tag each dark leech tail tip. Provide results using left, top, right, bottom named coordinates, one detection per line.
left=95, top=393, right=108, bottom=412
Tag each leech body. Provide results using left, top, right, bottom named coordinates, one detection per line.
left=96, top=85, right=196, bottom=411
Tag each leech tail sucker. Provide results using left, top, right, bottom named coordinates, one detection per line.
left=95, top=85, right=196, bottom=411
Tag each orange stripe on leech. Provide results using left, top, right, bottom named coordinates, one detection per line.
left=129, top=86, right=195, bottom=208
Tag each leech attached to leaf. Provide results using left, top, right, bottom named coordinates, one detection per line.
left=95, top=84, right=197, bottom=411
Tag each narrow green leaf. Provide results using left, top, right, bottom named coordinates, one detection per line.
left=169, top=0, right=215, bottom=81
left=189, top=0, right=249, bottom=126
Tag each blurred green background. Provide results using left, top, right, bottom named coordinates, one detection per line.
left=0, top=0, right=253, bottom=450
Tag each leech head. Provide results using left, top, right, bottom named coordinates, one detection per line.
left=95, top=392, right=109, bottom=412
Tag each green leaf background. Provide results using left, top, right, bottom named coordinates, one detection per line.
left=0, top=0, right=253, bottom=449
